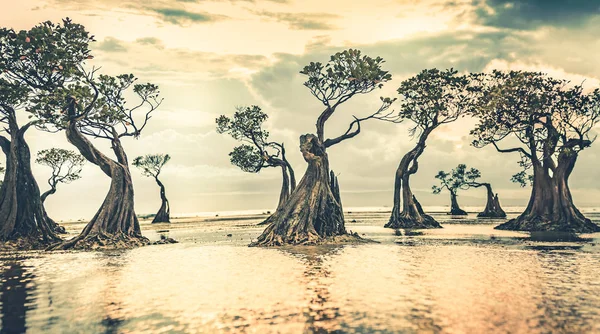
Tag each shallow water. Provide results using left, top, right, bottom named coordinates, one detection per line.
left=2, top=212, right=600, bottom=333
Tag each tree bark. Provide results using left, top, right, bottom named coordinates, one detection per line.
left=250, top=134, right=353, bottom=246
left=258, top=163, right=291, bottom=226
left=386, top=129, right=441, bottom=229
left=151, top=176, right=170, bottom=224
left=476, top=183, right=506, bottom=218
left=448, top=191, right=468, bottom=216
left=39, top=187, right=67, bottom=234
left=496, top=149, right=600, bottom=232
left=49, top=121, right=148, bottom=250
left=0, top=115, right=60, bottom=248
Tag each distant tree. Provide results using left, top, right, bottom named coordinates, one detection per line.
left=34, top=73, right=164, bottom=249
left=0, top=18, right=93, bottom=248
left=35, top=148, right=85, bottom=233
left=216, top=105, right=296, bottom=225
left=432, top=164, right=506, bottom=217
left=251, top=49, right=395, bottom=246
left=432, top=164, right=475, bottom=215
left=385, top=69, right=475, bottom=229
left=133, top=154, right=171, bottom=224
left=471, top=71, right=600, bottom=232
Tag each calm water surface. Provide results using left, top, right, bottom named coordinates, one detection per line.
left=2, top=212, right=600, bottom=333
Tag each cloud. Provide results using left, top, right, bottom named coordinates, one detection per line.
left=473, top=0, right=600, bottom=29
left=254, top=11, right=340, bottom=30
left=96, top=37, right=128, bottom=52
left=149, top=8, right=223, bottom=25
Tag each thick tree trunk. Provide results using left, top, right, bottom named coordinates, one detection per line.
left=39, top=187, right=67, bottom=234
left=151, top=176, right=170, bottom=224
left=496, top=151, right=600, bottom=232
left=250, top=134, right=356, bottom=246
left=0, top=118, right=60, bottom=249
left=448, top=191, right=468, bottom=216
left=49, top=121, right=148, bottom=250
left=386, top=131, right=441, bottom=229
left=477, top=183, right=506, bottom=218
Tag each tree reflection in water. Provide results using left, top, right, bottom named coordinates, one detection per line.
left=0, top=261, right=36, bottom=334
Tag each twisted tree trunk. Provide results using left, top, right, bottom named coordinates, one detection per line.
left=258, top=157, right=297, bottom=226
left=476, top=183, right=506, bottom=218
left=386, top=129, right=440, bottom=229
left=448, top=191, right=468, bottom=216
left=50, top=121, right=147, bottom=250
left=250, top=134, right=353, bottom=246
left=0, top=115, right=60, bottom=249
left=151, top=176, right=170, bottom=224
left=496, top=148, right=600, bottom=232
left=40, top=187, right=67, bottom=234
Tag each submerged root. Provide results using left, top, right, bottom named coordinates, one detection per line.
left=385, top=214, right=442, bottom=229
left=477, top=211, right=507, bottom=218
left=495, top=215, right=600, bottom=233
left=47, top=232, right=150, bottom=251
left=0, top=236, right=62, bottom=251
left=250, top=230, right=374, bottom=247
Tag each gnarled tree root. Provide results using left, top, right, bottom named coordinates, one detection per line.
left=47, top=232, right=150, bottom=251
left=385, top=214, right=442, bottom=229
left=0, top=236, right=61, bottom=251
left=477, top=211, right=506, bottom=218
left=249, top=231, right=373, bottom=247
left=495, top=215, right=600, bottom=233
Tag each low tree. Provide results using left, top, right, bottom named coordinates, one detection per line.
left=34, top=73, right=164, bottom=249
left=35, top=148, right=86, bottom=233
left=133, top=154, right=172, bottom=224
left=471, top=71, right=600, bottom=232
left=432, top=164, right=505, bottom=217
left=0, top=19, right=93, bottom=248
left=385, top=69, right=474, bottom=229
left=251, top=49, right=395, bottom=246
left=216, top=105, right=296, bottom=225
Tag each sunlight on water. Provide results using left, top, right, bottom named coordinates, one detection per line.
left=2, top=212, right=600, bottom=333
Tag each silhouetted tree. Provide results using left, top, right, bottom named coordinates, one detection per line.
left=35, top=73, right=163, bottom=249
left=216, top=106, right=296, bottom=225
left=0, top=18, right=92, bottom=248
left=433, top=164, right=479, bottom=216
left=471, top=71, right=600, bottom=232
left=35, top=148, right=85, bottom=233
left=251, top=49, right=395, bottom=246
left=385, top=69, right=474, bottom=229
left=133, top=154, right=171, bottom=224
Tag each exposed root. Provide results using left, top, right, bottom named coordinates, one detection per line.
left=151, top=235, right=178, bottom=245
left=0, top=236, right=60, bottom=251
left=495, top=215, right=600, bottom=233
left=385, top=214, right=442, bottom=229
left=47, top=232, right=150, bottom=251
left=477, top=211, right=507, bottom=218
left=250, top=230, right=375, bottom=247
left=448, top=208, right=468, bottom=216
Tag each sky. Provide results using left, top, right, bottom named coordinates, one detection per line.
left=3, top=0, right=600, bottom=220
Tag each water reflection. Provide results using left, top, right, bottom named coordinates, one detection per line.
left=0, top=261, right=36, bottom=334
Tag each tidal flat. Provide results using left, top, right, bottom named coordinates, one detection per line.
left=1, top=211, right=600, bottom=333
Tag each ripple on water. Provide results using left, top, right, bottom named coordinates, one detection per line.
left=1, top=214, right=600, bottom=333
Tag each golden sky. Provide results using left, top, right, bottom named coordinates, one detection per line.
left=3, top=0, right=600, bottom=219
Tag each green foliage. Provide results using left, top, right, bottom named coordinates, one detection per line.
left=133, top=154, right=171, bottom=178
left=470, top=70, right=600, bottom=175
left=216, top=105, right=283, bottom=173
left=32, top=73, right=162, bottom=138
left=432, top=164, right=481, bottom=195
left=229, top=145, right=264, bottom=173
left=0, top=18, right=94, bottom=90
left=511, top=170, right=534, bottom=187
left=35, top=148, right=85, bottom=184
left=0, top=18, right=93, bottom=125
left=397, top=68, right=474, bottom=136
left=300, top=49, right=391, bottom=106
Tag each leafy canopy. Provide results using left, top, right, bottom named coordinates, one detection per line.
left=216, top=105, right=285, bottom=173
left=470, top=70, right=600, bottom=181
left=133, top=154, right=171, bottom=178
left=35, top=148, right=85, bottom=185
left=433, top=164, right=481, bottom=195
left=397, top=68, right=474, bottom=137
left=300, top=49, right=392, bottom=108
